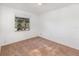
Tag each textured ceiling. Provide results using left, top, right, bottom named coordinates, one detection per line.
left=0, top=3, right=73, bottom=15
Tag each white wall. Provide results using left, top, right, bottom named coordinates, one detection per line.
left=0, top=6, right=39, bottom=46
left=39, top=4, right=79, bottom=49
left=0, top=4, right=79, bottom=50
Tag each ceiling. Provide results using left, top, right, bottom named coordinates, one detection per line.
left=0, top=3, right=73, bottom=15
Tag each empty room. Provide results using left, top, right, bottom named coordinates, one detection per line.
left=0, top=3, right=79, bottom=56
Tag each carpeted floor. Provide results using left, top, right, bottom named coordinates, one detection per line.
left=1, top=37, right=79, bottom=56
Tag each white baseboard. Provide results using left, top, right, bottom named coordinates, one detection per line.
left=39, top=34, right=79, bottom=50
left=1, top=34, right=38, bottom=46
left=1, top=33, right=79, bottom=50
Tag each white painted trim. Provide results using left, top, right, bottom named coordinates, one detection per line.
left=1, top=35, right=38, bottom=46
left=39, top=34, right=79, bottom=50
